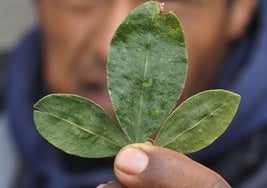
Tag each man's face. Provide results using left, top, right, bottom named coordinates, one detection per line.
left=38, top=0, right=233, bottom=115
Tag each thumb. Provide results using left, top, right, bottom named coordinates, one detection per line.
left=114, top=143, right=230, bottom=188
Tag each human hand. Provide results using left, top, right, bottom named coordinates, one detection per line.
left=97, top=143, right=230, bottom=188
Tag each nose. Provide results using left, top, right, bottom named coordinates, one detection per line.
left=93, top=0, right=144, bottom=60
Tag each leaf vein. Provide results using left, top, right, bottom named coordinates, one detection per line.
left=37, top=109, right=123, bottom=147
left=162, top=99, right=236, bottom=147
left=136, top=11, right=156, bottom=142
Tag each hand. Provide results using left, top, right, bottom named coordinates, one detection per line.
left=98, top=143, right=230, bottom=188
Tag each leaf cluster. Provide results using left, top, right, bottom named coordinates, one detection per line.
left=34, top=1, right=240, bottom=158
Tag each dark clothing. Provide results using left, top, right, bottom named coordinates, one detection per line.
left=4, top=0, right=267, bottom=187
left=190, top=0, right=267, bottom=186
left=5, top=29, right=115, bottom=188
left=0, top=52, right=9, bottom=111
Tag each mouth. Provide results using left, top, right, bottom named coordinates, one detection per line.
left=80, top=69, right=107, bottom=93
left=83, top=82, right=106, bottom=93
left=73, top=55, right=114, bottom=114
left=79, top=79, right=114, bottom=116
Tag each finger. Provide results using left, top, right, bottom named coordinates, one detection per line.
left=97, top=181, right=125, bottom=188
left=114, top=143, right=230, bottom=188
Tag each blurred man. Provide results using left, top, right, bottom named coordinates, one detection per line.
left=5, top=0, right=267, bottom=187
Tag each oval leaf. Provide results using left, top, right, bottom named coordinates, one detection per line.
left=107, top=1, right=187, bottom=142
left=34, top=94, right=130, bottom=158
left=154, top=90, right=241, bottom=154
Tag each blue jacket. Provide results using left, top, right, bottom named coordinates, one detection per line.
left=5, top=29, right=115, bottom=188
left=5, top=0, right=267, bottom=187
left=190, top=0, right=267, bottom=186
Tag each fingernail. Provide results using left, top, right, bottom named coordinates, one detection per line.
left=96, top=184, right=105, bottom=188
left=115, top=147, right=149, bottom=175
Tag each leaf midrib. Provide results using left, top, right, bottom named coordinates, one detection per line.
left=136, top=10, right=156, bottom=142
left=161, top=99, right=236, bottom=147
left=35, top=108, right=123, bottom=147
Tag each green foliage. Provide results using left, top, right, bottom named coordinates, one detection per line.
left=107, top=0, right=187, bottom=143
left=34, top=94, right=130, bottom=158
left=154, top=90, right=240, bottom=154
left=33, top=1, right=240, bottom=158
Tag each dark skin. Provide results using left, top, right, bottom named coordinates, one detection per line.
left=98, top=143, right=230, bottom=188
left=36, top=0, right=257, bottom=187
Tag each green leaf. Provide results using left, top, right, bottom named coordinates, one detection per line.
left=34, top=94, right=130, bottom=158
left=33, top=1, right=240, bottom=159
left=107, top=1, right=187, bottom=142
left=154, top=90, right=241, bottom=154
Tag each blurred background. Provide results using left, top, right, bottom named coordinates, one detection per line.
left=0, top=0, right=35, bottom=51
left=1, top=0, right=266, bottom=187
left=0, top=1, right=35, bottom=187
